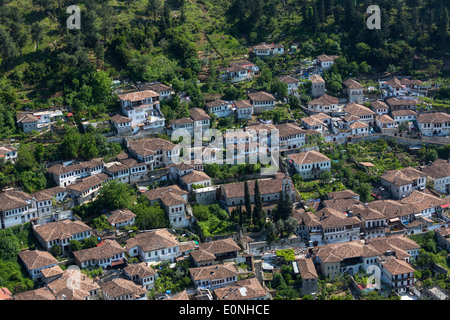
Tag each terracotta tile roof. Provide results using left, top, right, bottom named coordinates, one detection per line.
left=143, top=185, right=188, bottom=207
left=381, top=167, right=425, bottom=186
left=296, top=258, right=318, bottom=279
left=399, top=190, right=445, bottom=213
left=34, top=219, right=92, bottom=242
left=234, top=100, right=252, bottom=109
left=117, top=90, right=159, bottom=102
left=349, top=121, right=369, bottom=129
left=391, top=110, right=417, bottom=117
left=309, top=74, right=325, bottom=83
left=128, top=138, right=176, bottom=156
left=377, top=114, right=395, bottom=123
left=137, top=82, right=172, bottom=93
left=47, top=159, right=104, bottom=176
left=387, top=78, right=404, bottom=89
left=275, top=122, right=306, bottom=137
left=47, top=269, right=100, bottom=300
left=371, top=100, right=389, bottom=110
left=189, top=263, right=238, bottom=281
left=344, top=103, right=375, bottom=116
left=248, top=91, right=276, bottom=102
left=104, top=161, right=129, bottom=173
left=315, top=207, right=362, bottom=229
left=308, top=94, right=338, bottom=106
left=17, top=113, right=39, bottom=123
left=170, top=117, right=194, bottom=125
left=381, top=258, right=415, bottom=276
left=32, top=186, right=66, bottom=202
left=66, top=173, right=109, bottom=193
left=14, top=287, right=55, bottom=300
left=40, top=265, right=64, bottom=279
left=288, top=150, right=330, bottom=165
left=0, top=190, right=32, bottom=212
left=119, top=157, right=145, bottom=169
left=189, top=107, right=211, bottom=121
left=19, top=250, right=58, bottom=270
left=279, top=75, right=299, bottom=84
left=317, top=54, right=338, bottom=62
left=180, top=170, right=211, bottom=185
left=110, top=114, right=131, bottom=124
left=343, top=78, right=364, bottom=89
left=366, top=235, right=420, bottom=257
left=197, top=238, right=240, bottom=256
left=327, top=190, right=359, bottom=200
left=386, top=97, right=419, bottom=106
left=254, top=43, right=284, bottom=50
left=323, top=198, right=362, bottom=213
left=205, top=100, right=229, bottom=108
left=422, top=159, right=450, bottom=179
left=190, top=249, right=216, bottom=263
left=418, top=112, right=450, bottom=124
left=107, top=209, right=136, bottom=225
left=0, top=287, right=12, bottom=300
left=302, top=117, right=325, bottom=127
left=313, top=240, right=378, bottom=263
left=73, top=239, right=125, bottom=263
left=125, top=229, right=179, bottom=253
left=221, top=177, right=294, bottom=200
left=311, top=113, right=332, bottom=120
left=168, top=289, right=189, bottom=300
left=214, top=277, right=266, bottom=300
left=124, top=262, right=156, bottom=279
left=101, top=278, right=147, bottom=299
left=0, top=145, right=16, bottom=154
left=367, top=200, right=413, bottom=219
left=342, top=115, right=361, bottom=123
left=348, top=204, right=385, bottom=221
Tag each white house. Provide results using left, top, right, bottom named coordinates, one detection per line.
left=417, top=112, right=450, bottom=137
left=19, top=250, right=58, bottom=281
left=0, top=190, right=38, bottom=230
left=189, top=264, right=239, bottom=289
left=248, top=91, right=276, bottom=115
left=0, top=145, right=17, bottom=163
left=310, top=74, right=326, bottom=98
left=143, top=185, right=190, bottom=228
left=343, top=79, right=364, bottom=104
left=124, top=262, right=157, bottom=290
left=205, top=100, right=233, bottom=118
left=101, top=278, right=148, bottom=300
left=73, top=239, right=126, bottom=269
left=234, top=100, right=253, bottom=120
left=117, top=90, right=165, bottom=132
left=288, top=150, right=331, bottom=180
left=380, top=167, right=427, bottom=199
left=279, top=75, right=300, bottom=95
left=33, top=219, right=92, bottom=253
left=391, top=110, right=417, bottom=125
left=253, top=43, right=284, bottom=57
left=421, top=159, right=450, bottom=195
left=125, top=228, right=180, bottom=263
left=307, top=94, right=339, bottom=114
left=316, top=54, right=339, bottom=70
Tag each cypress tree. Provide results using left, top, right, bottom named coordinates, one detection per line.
left=253, top=179, right=263, bottom=225
left=244, top=180, right=252, bottom=221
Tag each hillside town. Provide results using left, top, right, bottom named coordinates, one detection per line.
left=1, top=38, right=450, bottom=303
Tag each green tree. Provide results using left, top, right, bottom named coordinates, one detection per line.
left=244, top=180, right=252, bottom=221
left=0, top=234, right=20, bottom=261
left=96, top=180, right=135, bottom=211
left=69, top=239, right=83, bottom=252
